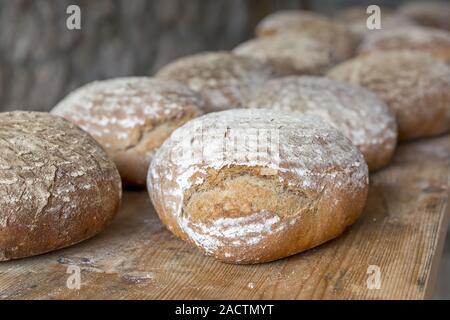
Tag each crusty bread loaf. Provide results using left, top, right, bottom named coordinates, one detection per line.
left=243, top=76, right=397, bottom=171
left=398, top=1, right=450, bottom=31
left=51, top=77, right=203, bottom=186
left=327, top=51, right=450, bottom=141
left=232, top=34, right=338, bottom=75
left=148, top=109, right=369, bottom=264
left=358, top=26, right=450, bottom=64
left=255, top=10, right=358, bottom=61
left=155, top=52, right=279, bottom=113
left=0, top=112, right=122, bottom=261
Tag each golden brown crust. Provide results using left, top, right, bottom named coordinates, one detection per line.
left=255, top=10, right=358, bottom=61
left=0, top=112, right=122, bottom=261
left=51, top=77, right=203, bottom=186
left=327, top=51, right=450, bottom=141
left=156, top=51, right=280, bottom=113
left=148, top=109, right=369, bottom=264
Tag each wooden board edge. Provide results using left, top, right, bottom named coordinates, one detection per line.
left=423, top=168, right=450, bottom=299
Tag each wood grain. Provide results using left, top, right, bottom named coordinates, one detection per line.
left=0, top=134, right=449, bottom=300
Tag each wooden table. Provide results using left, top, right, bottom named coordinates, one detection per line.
left=1, top=134, right=449, bottom=300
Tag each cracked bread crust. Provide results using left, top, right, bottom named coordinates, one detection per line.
left=51, top=77, right=204, bottom=186
left=0, top=112, right=122, bottom=261
left=155, top=52, right=280, bottom=113
left=327, top=51, right=450, bottom=141
left=242, top=76, right=397, bottom=171
left=255, top=10, right=358, bottom=61
left=398, top=1, right=450, bottom=31
left=233, top=35, right=339, bottom=76
left=148, top=109, right=369, bottom=264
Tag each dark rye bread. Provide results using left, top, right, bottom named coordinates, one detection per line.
left=148, top=109, right=369, bottom=264
left=52, top=77, right=204, bottom=186
left=0, top=112, right=122, bottom=261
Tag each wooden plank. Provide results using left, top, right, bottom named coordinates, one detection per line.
left=0, top=134, right=449, bottom=300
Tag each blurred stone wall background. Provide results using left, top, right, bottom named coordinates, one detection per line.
left=0, top=0, right=409, bottom=112
left=0, top=0, right=308, bottom=111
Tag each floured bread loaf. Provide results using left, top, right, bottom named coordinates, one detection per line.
left=327, top=51, right=450, bottom=141
left=148, top=109, right=369, bottom=264
left=243, top=76, right=397, bottom=171
left=51, top=77, right=203, bottom=186
left=255, top=10, right=358, bottom=61
left=233, top=34, right=338, bottom=75
left=398, top=1, right=450, bottom=31
left=358, top=26, right=450, bottom=63
left=0, top=112, right=121, bottom=261
left=156, top=52, right=279, bottom=113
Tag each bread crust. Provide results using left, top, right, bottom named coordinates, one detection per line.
left=0, top=112, right=122, bottom=261
left=358, top=26, right=450, bottom=64
left=51, top=77, right=203, bottom=186
left=148, top=109, right=369, bottom=264
left=233, top=34, right=338, bottom=76
left=156, top=52, right=279, bottom=113
left=243, top=76, right=397, bottom=171
left=327, top=51, right=450, bottom=141
left=255, top=10, right=358, bottom=61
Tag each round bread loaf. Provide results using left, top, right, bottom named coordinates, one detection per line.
left=0, top=112, right=122, bottom=261
left=255, top=10, right=358, bottom=61
left=156, top=52, right=279, bottom=113
left=148, top=109, right=369, bottom=264
left=51, top=77, right=203, bottom=186
left=243, top=76, right=397, bottom=171
left=232, top=34, right=338, bottom=75
left=398, top=1, right=450, bottom=31
left=358, top=26, right=450, bottom=63
left=327, top=51, right=450, bottom=141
